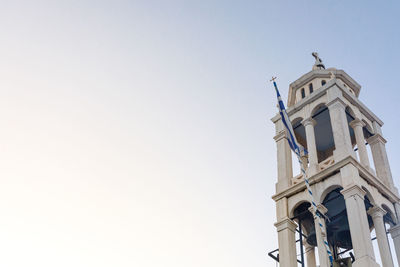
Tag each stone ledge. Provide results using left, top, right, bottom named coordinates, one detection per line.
left=272, top=156, right=400, bottom=203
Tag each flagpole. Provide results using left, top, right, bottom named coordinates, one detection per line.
left=271, top=77, right=333, bottom=267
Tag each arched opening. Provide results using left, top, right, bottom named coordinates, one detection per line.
left=292, top=118, right=308, bottom=175
left=322, top=188, right=373, bottom=260
left=382, top=204, right=397, bottom=226
left=291, top=202, right=317, bottom=266
left=321, top=80, right=326, bottom=86
left=292, top=118, right=307, bottom=152
left=292, top=202, right=315, bottom=245
left=345, top=106, right=357, bottom=150
left=312, top=104, right=335, bottom=163
left=362, top=120, right=375, bottom=170
left=301, top=88, right=306, bottom=98
left=309, top=83, right=313, bottom=94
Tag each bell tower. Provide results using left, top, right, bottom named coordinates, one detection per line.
left=271, top=54, right=400, bottom=267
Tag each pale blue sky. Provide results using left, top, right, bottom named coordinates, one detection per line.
left=0, top=1, right=399, bottom=267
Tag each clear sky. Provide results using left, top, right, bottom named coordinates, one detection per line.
left=0, top=1, right=399, bottom=266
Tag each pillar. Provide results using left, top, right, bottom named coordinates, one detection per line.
left=274, top=218, right=298, bottom=267
left=274, top=130, right=293, bottom=192
left=309, top=205, right=330, bottom=267
left=367, top=134, right=394, bottom=188
left=341, top=185, right=379, bottom=267
left=389, top=224, right=400, bottom=266
left=349, top=118, right=370, bottom=169
left=368, top=206, right=394, bottom=267
left=302, top=118, right=318, bottom=176
left=327, top=98, right=355, bottom=162
left=305, top=243, right=316, bottom=267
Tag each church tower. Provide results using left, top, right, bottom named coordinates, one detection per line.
left=271, top=54, right=400, bottom=267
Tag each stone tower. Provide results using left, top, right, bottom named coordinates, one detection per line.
left=271, top=54, right=400, bottom=267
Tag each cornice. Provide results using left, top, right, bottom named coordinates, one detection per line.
left=270, top=79, right=383, bottom=127
left=367, top=133, right=387, bottom=145
left=271, top=156, right=400, bottom=203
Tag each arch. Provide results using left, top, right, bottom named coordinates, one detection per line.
left=321, top=80, right=326, bottom=86
left=345, top=106, right=356, bottom=119
left=362, top=119, right=374, bottom=139
left=291, top=117, right=303, bottom=125
left=382, top=204, right=397, bottom=226
left=301, top=88, right=305, bottom=98
left=311, top=104, right=336, bottom=162
left=362, top=119, right=373, bottom=133
left=361, top=186, right=376, bottom=204
left=309, top=83, right=313, bottom=94
left=345, top=106, right=357, bottom=147
left=311, top=103, right=327, bottom=117
left=292, top=117, right=307, bottom=151
left=319, top=184, right=343, bottom=204
left=289, top=199, right=311, bottom=218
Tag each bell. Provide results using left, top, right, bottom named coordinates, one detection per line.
left=299, top=212, right=317, bottom=247
left=333, top=257, right=352, bottom=267
left=306, top=227, right=317, bottom=247
left=323, top=189, right=353, bottom=250
left=292, top=203, right=318, bottom=247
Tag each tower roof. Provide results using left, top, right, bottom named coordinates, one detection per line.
left=287, top=57, right=361, bottom=107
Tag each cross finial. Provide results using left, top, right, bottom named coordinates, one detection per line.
left=312, top=52, right=325, bottom=70
left=270, top=76, right=277, bottom=82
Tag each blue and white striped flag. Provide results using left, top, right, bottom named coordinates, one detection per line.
left=273, top=80, right=300, bottom=154
left=271, top=77, right=333, bottom=266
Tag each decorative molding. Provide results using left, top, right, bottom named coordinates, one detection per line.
left=326, top=97, right=347, bottom=110
left=341, top=184, right=366, bottom=199
left=349, top=118, right=365, bottom=129
left=302, top=117, right=316, bottom=127
left=367, top=134, right=387, bottom=146
left=273, top=131, right=287, bottom=142
left=274, top=218, right=297, bottom=232
left=367, top=206, right=386, bottom=219
left=272, top=156, right=400, bottom=203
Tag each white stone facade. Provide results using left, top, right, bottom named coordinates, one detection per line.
left=271, top=62, right=400, bottom=267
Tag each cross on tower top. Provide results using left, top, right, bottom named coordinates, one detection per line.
left=312, top=52, right=325, bottom=70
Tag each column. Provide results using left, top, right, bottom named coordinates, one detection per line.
left=368, top=206, right=394, bottom=267
left=367, top=134, right=394, bottom=188
left=274, top=218, right=298, bottom=267
left=349, top=118, right=370, bottom=169
left=274, top=130, right=293, bottom=192
left=341, top=185, right=379, bottom=267
left=308, top=205, right=330, bottom=267
left=389, top=224, right=400, bottom=266
left=327, top=98, right=355, bottom=162
left=305, top=243, right=316, bottom=267
left=302, top=118, right=318, bottom=176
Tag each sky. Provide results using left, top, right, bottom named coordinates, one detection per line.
left=0, top=1, right=399, bottom=266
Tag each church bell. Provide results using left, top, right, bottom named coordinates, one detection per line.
left=293, top=188, right=373, bottom=250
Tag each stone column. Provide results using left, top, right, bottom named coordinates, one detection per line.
left=341, top=185, right=379, bottom=267
left=302, top=118, right=318, bottom=176
left=327, top=98, right=355, bottom=162
left=305, top=243, right=316, bottom=267
left=349, top=118, right=370, bottom=169
left=367, top=134, right=394, bottom=188
left=389, top=224, right=400, bottom=266
left=274, top=130, right=293, bottom=192
left=274, top=218, right=298, bottom=267
left=368, top=206, right=394, bottom=267
left=309, top=205, right=330, bottom=267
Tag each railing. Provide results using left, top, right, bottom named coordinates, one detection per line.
left=290, top=156, right=335, bottom=186
left=319, top=156, right=335, bottom=171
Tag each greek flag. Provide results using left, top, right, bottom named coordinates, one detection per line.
left=273, top=80, right=300, bottom=154
left=271, top=78, right=333, bottom=266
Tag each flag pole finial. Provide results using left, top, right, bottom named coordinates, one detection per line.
left=270, top=76, right=277, bottom=82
